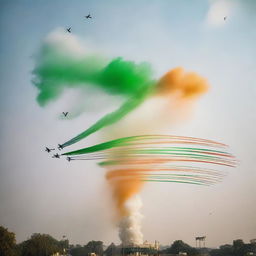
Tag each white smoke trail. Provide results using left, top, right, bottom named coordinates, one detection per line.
left=118, top=195, right=143, bottom=246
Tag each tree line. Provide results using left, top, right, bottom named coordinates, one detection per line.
left=209, top=239, right=256, bottom=256
left=1, top=225, right=255, bottom=256
left=0, top=225, right=104, bottom=256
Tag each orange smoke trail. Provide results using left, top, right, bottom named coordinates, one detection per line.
left=107, top=173, right=143, bottom=217
left=106, top=67, right=209, bottom=220
left=157, top=67, right=209, bottom=99
left=104, top=157, right=236, bottom=167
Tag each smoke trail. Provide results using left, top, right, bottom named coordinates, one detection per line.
left=33, top=32, right=211, bottom=150
left=65, top=135, right=236, bottom=246
left=33, top=30, right=155, bottom=147
left=61, top=91, right=150, bottom=147
left=156, top=67, right=209, bottom=99
left=33, top=31, right=154, bottom=106
left=62, top=135, right=228, bottom=156
left=35, top=31, right=223, bottom=245
left=63, top=135, right=236, bottom=245
left=61, top=67, right=209, bottom=147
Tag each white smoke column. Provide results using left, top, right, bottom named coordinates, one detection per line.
left=118, top=195, right=143, bottom=246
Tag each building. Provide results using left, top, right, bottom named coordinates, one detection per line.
left=120, top=240, right=159, bottom=256
left=250, top=239, right=256, bottom=245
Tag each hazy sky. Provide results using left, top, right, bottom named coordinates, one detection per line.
left=0, top=0, right=255, bottom=248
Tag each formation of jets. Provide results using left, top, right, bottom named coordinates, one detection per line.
left=67, top=13, right=92, bottom=34
left=44, top=111, right=69, bottom=159
left=45, top=145, right=71, bottom=161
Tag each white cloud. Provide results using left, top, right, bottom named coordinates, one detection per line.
left=206, top=0, right=235, bottom=27
left=45, top=29, right=88, bottom=57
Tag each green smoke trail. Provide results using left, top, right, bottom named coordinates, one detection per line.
left=33, top=39, right=154, bottom=105
left=141, top=179, right=206, bottom=185
left=33, top=33, right=155, bottom=147
left=62, top=135, right=236, bottom=168
left=62, top=134, right=143, bottom=155
left=62, top=134, right=229, bottom=156
left=61, top=134, right=236, bottom=186
left=61, top=90, right=150, bottom=147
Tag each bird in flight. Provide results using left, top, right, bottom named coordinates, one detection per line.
left=85, top=14, right=92, bottom=19
left=45, top=147, right=55, bottom=153
left=62, top=112, right=68, bottom=117
left=66, top=27, right=71, bottom=33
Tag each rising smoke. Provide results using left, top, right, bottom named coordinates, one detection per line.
left=118, top=196, right=143, bottom=246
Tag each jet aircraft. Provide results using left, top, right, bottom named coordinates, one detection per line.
left=85, top=14, right=92, bottom=19
left=45, top=147, right=55, bottom=153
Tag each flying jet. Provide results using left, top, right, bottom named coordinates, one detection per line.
left=66, top=157, right=72, bottom=162
left=52, top=153, right=60, bottom=158
left=85, top=14, right=92, bottom=19
left=224, top=16, right=227, bottom=20
left=66, top=27, right=71, bottom=33
left=45, top=147, right=55, bottom=153
left=58, top=144, right=63, bottom=150
left=62, top=112, right=68, bottom=117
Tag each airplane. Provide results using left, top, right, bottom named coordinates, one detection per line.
left=66, top=157, right=72, bottom=162
left=52, top=153, right=60, bottom=158
left=58, top=144, right=63, bottom=150
left=66, top=27, right=71, bottom=33
left=62, top=112, right=68, bottom=117
left=85, top=14, right=92, bottom=19
left=45, top=147, right=55, bottom=153
left=224, top=16, right=227, bottom=20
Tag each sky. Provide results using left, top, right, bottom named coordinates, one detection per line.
left=0, top=0, right=255, bottom=248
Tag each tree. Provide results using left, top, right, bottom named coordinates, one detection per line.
left=209, top=240, right=254, bottom=256
left=0, top=226, right=16, bottom=256
left=163, top=240, right=198, bottom=256
left=86, top=241, right=104, bottom=256
left=59, top=239, right=69, bottom=253
left=70, top=240, right=104, bottom=256
left=19, top=233, right=63, bottom=256
left=233, top=239, right=246, bottom=256
left=104, top=243, right=119, bottom=256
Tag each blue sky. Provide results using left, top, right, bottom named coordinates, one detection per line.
left=0, top=0, right=255, bottom=248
